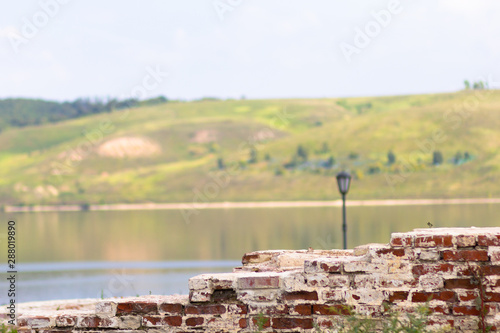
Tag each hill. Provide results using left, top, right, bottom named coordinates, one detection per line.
left=0, top=96, right=167, bottom=129
left=0, top=90, right=499, bottom=206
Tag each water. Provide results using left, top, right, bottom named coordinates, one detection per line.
left=0, top=204, right=498, bottom=303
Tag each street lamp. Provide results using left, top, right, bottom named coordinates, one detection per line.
left=336, top=171, right=352, bottom=250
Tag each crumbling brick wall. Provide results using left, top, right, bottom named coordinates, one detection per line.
left=11, top=227, right=500, bottom=332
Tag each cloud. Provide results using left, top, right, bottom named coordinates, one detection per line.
left=0, top=26, right=21, bottom=39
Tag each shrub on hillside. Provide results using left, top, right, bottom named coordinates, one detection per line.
left=387, top=150, right=396, bottom=165
left=432, top=151, right=443, bottom=165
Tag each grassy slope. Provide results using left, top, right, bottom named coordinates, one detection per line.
left=0, top=90, right=499, bottom=205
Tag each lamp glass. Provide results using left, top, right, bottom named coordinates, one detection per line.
left=336, top=172, right=352, bottom=195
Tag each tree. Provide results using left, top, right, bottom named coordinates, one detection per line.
left=217, top=157, right=225, bottom=170
left=320, top=142, right=330, bottom=154
left=296, top=145, right=308, bottom=162
left=464, top=151, right=471, bottom=161
left=473, top=81, right=485, bottom=90
left=284, top=155, right=299, bottom=169
left=387, top=150, right=396, bottom=165
left=453, top=151, right=463, bottom=165
left=248, top=148, right=258, bottom=164
left=325, top=155, right=335, bottom=168
left=464, top=80, right=470, bottom=90
left=264, top=153, right=271, bottom=161
left=432, top=151, right=443, bottom=165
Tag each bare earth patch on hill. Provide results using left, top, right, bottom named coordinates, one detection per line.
left=190, top=129, right=217, bottom=143
left=97, top=137, right=161, bottom=158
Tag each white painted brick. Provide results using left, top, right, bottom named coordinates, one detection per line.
left=347, top=290, right=386, bottom=305
left=95, top=301, right=117, bottom=317
left=189, top=290, right=212, bottom=302
left=280, top=271, right=308, bottom=292
left=419, top=275, right=444, bottom=291
left=344, top=262, right=387, bottom=274
left=237, top=289, right=279, bottom=304
left=418, top=249, right=440, bottom=261
left=118, top=316, right=141, bottom=329
left=489, top=246, right=500, bottom=263
left=322, top=289, right=347, bottom=302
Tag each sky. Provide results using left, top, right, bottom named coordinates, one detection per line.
left=0, top=0, right=499, bottom=102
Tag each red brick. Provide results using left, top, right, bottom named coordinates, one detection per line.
left=427, top=319, right=454, bottom=328
left=185, top=304, right=226, bottom=315
left=415, top=235, right=453, bottom=248
left=318, top=262, right=342, bottom=273
left=290, top=304, right=312, bottom=315
left=238, top=276, right=279, bottom=289
left=376, top=248, right=406, bottom=257
left=453, top=305, right=481, bottom=316
left=443, top=250, right=489, bottom=262
left=388, top=291, right=409, bottom=303
left=444, top=278, right=477, bottom=289
left=249, top=305, right=289, bottom=315
left=458, top=291, right=478, bottom=301
left=116, top=301, right=157, bottom=315
left=390, top=235, right=412, bottom=247
left=485, top=292, right=500, bottom=302
left=313, top=304, right=351, bottom=315
left=411, top=291, right=456, bottom=302
left=78, top=316, right=115, bottom=328
left=239, top=318, right=248, bottom=328
left=252, top=316, right=270, bottom=328
left=480, top=265, right=500, bottom=276
left=478, top=234, right=500, bottom=246
left=317, top=318, right=334, bottom=328
left=231, top=304, right=248, bottom=314
left=429, top=305, right=450, bottom=315
left=283, top=291, right=318, bottom=301
left=142, top=316, right=182, bottom=327
left=56, top=316, right=77, bottom=327
left=455, top=235, right=476, bottom=247
left=185, top=317, right=204, bottom=327
left=16, top=318, right=28, bottom=327
left=159, top=303, right=183, bottom=314
left=17, top=317, right=51, bottom=328
left=412, top=263, right=454, bottom=275
left=272, top=317, right=313, bottom=329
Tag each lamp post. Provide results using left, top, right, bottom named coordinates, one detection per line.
left=336, top=171, right=352, bottom=250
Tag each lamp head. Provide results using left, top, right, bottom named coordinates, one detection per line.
left=336, top=171, right=352, bottom=195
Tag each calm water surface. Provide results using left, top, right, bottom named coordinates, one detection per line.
left=0, top=204, right=498, bottom=303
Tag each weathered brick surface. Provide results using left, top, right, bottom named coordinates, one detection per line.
left=282, top=291, right=318, bottom=302
left=442, top=249, right=489, bottom=262
left=11, top=227, right=500, bottom=333
left=185, top=304, right=226, bottom=315
left=238, top=275, right=279, bottom=289
left=116, top=301, right=158, bottom=315
left=412, top=263, right=454, bottom=275
left=415, top=235, right=453, bottom=248
left=411, top=291, right=456, bottom=302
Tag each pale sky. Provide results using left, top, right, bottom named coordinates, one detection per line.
left=1, top=0, right=499, bottom=101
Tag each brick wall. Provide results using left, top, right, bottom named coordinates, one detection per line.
left=10, top=227, right=500, bottom=332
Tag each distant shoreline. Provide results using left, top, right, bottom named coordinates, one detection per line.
left=4, top=198, right=500, bottom=213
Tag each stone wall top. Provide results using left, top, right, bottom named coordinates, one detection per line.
left=5, top=227, right=500, bottom=332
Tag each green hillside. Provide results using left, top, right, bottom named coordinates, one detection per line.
left=1, top=90, right=499, bottom=206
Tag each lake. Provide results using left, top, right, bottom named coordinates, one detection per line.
left=0, top=204, right=499, bottom=303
